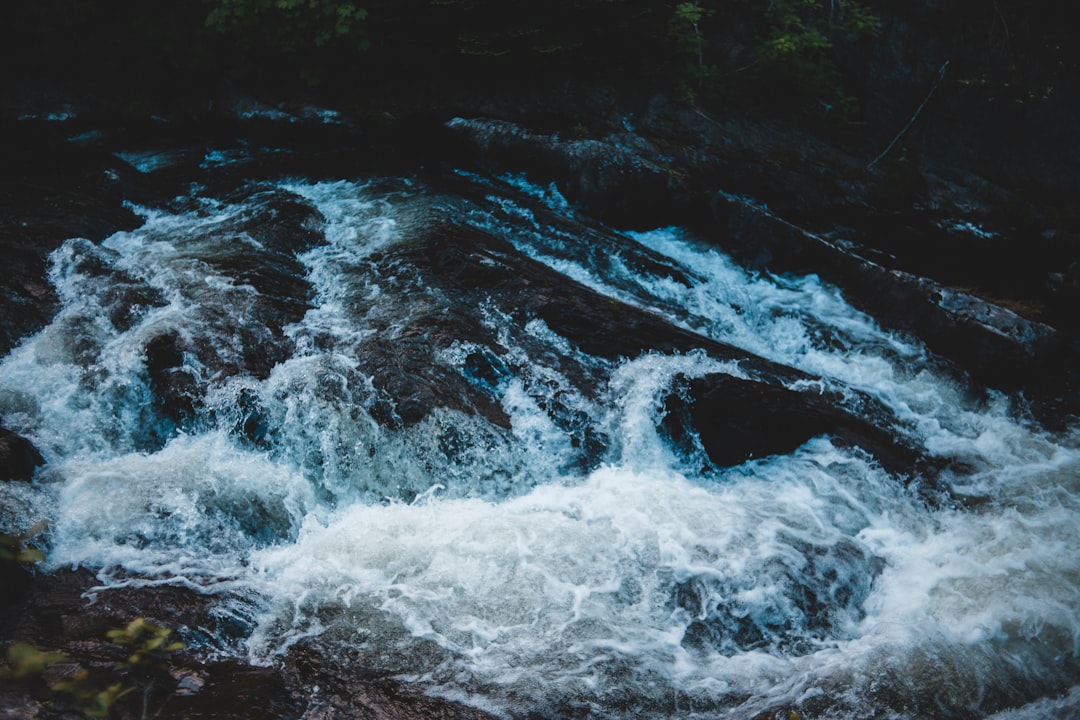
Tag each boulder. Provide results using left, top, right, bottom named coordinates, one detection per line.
left=662, top=373, right=922, bottom=477
left=144, top=331, right=202, bottom=431
left=0, top=427, right=44, bottom=482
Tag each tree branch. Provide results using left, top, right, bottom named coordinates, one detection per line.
left=867, top=60, right=950, bottom=172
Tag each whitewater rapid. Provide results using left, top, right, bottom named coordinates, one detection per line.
left=1, top=166, right=1077, bottom=719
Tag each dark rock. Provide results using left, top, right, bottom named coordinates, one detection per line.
left=0, top=567, right=498, bottom=720
left=0, top=563, right=33, bottom=607
left=637, top=95, right=872, bottom=219
left=0, top=428, right=45, bottom=482
left=1047, top=260, right=1080, bottom=334
left=155, top=662, right=299, bottom=720
left=400, top=217, right=743, bottom=368
left=711, top=192, right=1080, bottom=411
left=357, top=205, right=924, bottom=477
left=145, top=332, right=201, bottom=429
left=355, top=306, right=514, bottom=431
left=102, top=282, right=167, bottom=332
left=236, top=190, right=325, bottom=257
left=662, top=373, right=922, bottom=477
left=281, top=642, right=497, bottom=720
left=369, top=212, right=718, bottom=426
left=0, top=125, right=143, bottom=357
left=365, top=333, right=512, bottom=430
left=446, top=117, right=685, bottom=227
left=233, top=389, right=271, bottom=448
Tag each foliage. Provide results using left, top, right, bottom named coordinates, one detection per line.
left=203, top=0, right=369, bottom=54
left=896, top=0, right=1078, bottom=106
left=198, top=0, right=883, bottom=114
left=421, top=0, right=652, bottom=71
left=105, top=617, right=187, bottom=670
left=202, top=0, right=370, bottom=86
left=1, top=642, right=69, bottom=680
left=0, top=641, right=127, bottom=717
left=0, top=521, right=47, bottom=566
left=6, top=0, right=890, bottom=115
left=756, top=0, right=880, bottom=119
left=49, top=671, right=133, bottom=719
left=660, top=0, right=883, bottom=117
left=668, top=1, right=717, bottom=105
left=1, top=619, right=185, bottom=718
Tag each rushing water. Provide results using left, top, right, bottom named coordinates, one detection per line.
left=1, top=151, right=1078, bottom=719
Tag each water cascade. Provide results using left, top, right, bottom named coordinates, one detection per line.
left=1, top=149, right=1077, bottom=719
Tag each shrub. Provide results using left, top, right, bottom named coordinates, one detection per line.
left=203, top=0, right=369, bottom=54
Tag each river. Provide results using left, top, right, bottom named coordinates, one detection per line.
left=1, top=141, right=1078, bottom=719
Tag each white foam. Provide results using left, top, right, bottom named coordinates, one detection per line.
left=244, top=457, right=896, bottom=711
left=48, top=432, right=315, bottom=584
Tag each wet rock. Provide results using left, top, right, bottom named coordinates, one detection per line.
left=0, top=125, right=143, bottom=357
left=157, top=662, right=299, bottom=720
left=0, top=567, right=497, bottom=720
left=369, top=213, right=735, bottom=428
left=0, top=563, right=33, bottom=608
left=340, top=210, right=637, bottom=427
left=662, top=373, right=921, bottom=477
left=103, top=283, right=167, bottom=332
left=186, top=191, right=318, bottom=342
left=712, top=192, right=1080, bottom=410
left=236, top=190, right=324, bottom=257
left=365, top=210, right=924, bottom=476
left=281, top=642, right=497, bottom=720
left=187, top=190, right=317, bottom=381
left=0, top=428, right=45, bottom=482
left=145, top=332, right=201, bottom=429
left=136, top=188, right=320, bottom=424
left=402, top=218, right=745, bottom=368
left=446, top=117, right=682, bottom=226
left=355, top=302, right=513, bottom=430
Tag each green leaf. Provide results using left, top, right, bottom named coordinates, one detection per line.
left=4, top=642, right=69, bottom=679
left=15, top=549, right=45, bottom=564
